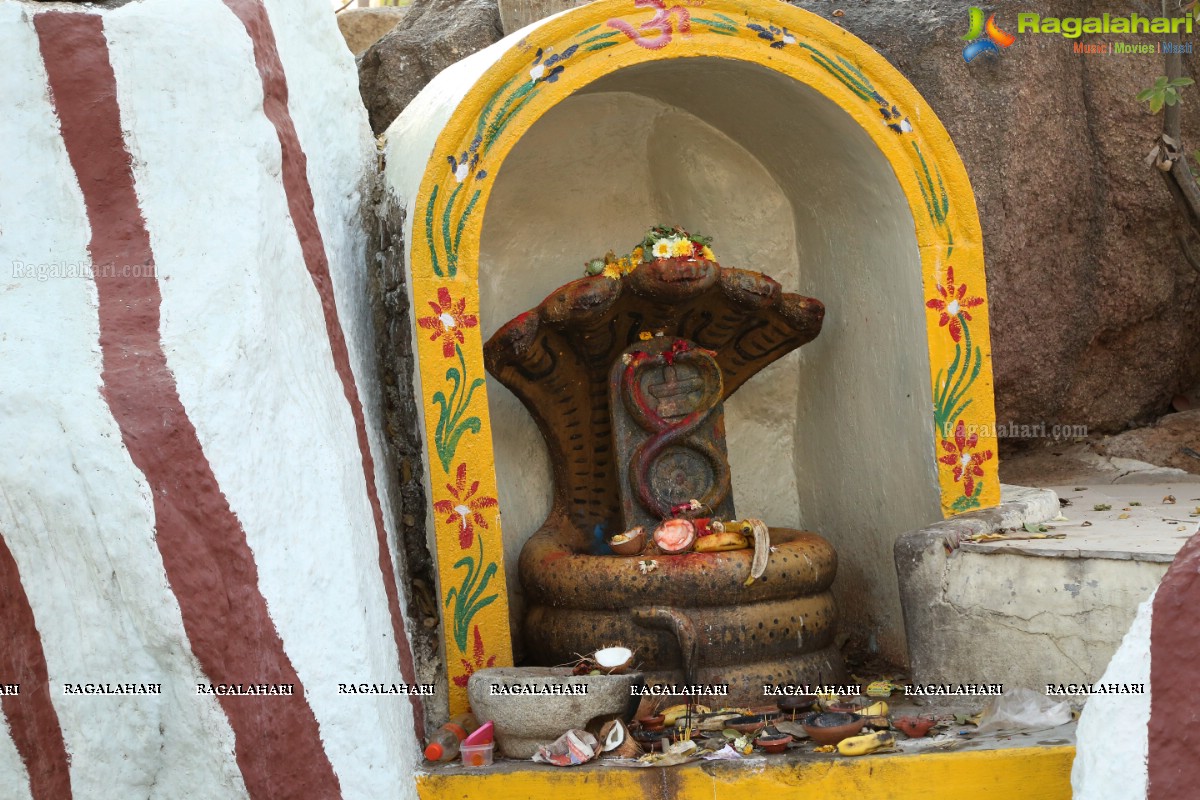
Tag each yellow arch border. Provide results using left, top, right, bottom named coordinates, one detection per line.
left=405, top=0, right=999, bottom=712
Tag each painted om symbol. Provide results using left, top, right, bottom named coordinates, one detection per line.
left=606, top=0, right=694, bottom=50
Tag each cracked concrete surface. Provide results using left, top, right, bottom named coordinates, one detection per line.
left=896, top=484, right=1171, bottom=689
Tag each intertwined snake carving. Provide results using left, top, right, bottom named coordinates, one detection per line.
left=621, top=340, right=731, bottom=519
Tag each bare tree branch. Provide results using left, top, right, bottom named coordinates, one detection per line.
left=1154, top=0, right=1200, bottom=272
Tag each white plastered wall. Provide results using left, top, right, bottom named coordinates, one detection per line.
left=0, top=4, right=251, bottom=796
left=1072, top=589, right=1153, bottom=799
left=0, top=0, right=421, bottom=796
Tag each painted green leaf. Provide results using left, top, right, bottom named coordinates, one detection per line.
left=433, top=345, right=485, bottom=472
left=445, top=536, right=499, bottom=652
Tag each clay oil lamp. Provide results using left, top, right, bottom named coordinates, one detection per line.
left=631, top=729, right=668, bottom=751
left=637, top=714, right=666, bottom=732
left=827, top=696, right=869, bottom=715
left=800, top=712, right=866, bottom=746
left=726, top=713, right=775, bottom=735
left=609, top=527, right=646, bottom=556
left=755, top=733, right=793, bottom=754
left=748, top=705, right=781, bottom=717
left=894, top=716, right=937, bottom=738
left=779, top=694, right=818, bottom=719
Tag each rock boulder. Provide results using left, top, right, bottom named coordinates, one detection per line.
left=358, top=0, right=503, bottom=133
left=337, top=7, right=407, bottom=57
left=789, top=0, right=1200, bottom=438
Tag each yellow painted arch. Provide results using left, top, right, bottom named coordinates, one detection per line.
left=404, top=0, right=999, bottom=711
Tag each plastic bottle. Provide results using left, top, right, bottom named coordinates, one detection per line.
left=423, top=712, right=480, bottom=761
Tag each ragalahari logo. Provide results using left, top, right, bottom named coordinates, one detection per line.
left=961, top=7, right=1016, bottom=61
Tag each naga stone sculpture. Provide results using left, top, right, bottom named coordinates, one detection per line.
left=484, top=234, right=848, bottom=702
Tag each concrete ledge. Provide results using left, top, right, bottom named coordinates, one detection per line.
left=416, top=744, right=1074, bottom=799
left=958, top=483, right=1200, bottom=563
left=896, top=484, right=1170, bottom=688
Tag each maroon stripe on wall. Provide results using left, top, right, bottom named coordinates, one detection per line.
left=0, top=534, right=73, bottom=800
left=221, top=0, right=425, bottom=735
left=1149, top=530, right=1200, bottom=798
left=34, top=13, right=342, bottom=799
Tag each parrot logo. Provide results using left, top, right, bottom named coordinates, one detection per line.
left=961, top=7, right=1016, bottom=61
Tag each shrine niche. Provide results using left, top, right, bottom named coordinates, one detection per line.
left=484, top=234, right=848, bottom=700
left=382, top=0, right=1001, bottom=712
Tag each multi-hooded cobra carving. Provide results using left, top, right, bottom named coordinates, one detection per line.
left=484, top=255, right=849, bottom=701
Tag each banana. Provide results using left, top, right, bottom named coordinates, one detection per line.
left=661, top=704, right=710, bottom=726
left=743, top=519, right=771, bottom=586
left=861, top=701, right=889, bottom=717
left=837, top=731, right=894, bottom=757
left=694, top=532, right=749, bottom=552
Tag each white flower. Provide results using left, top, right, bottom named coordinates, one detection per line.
left=899, top=118, right=913, bottom=133
left=530, top=63, right=546, bottom=81
left=947, top=299, right=960, bottom=316
left=652, top=239, right=673, bottom=259
left=453, top=504, right=470, bottom=528
left=960, top=453, right=972, bottom=467
left=454, top=162, right=469, bottom=182
left=439, top=312, right=456, bottom=328
left=782, top=33, right=796, bottom=44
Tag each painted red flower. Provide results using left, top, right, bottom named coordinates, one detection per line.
left=418, top=287, right=478, bottom=358
left=433, top=462, right=498, bottom=549
left=926, top=266, right=984, bottom=342
left=452, top=625, right=497, bottom=688
left=938, top=420, right=994, bottom=497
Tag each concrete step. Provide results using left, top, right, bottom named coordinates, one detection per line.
left=897, top=477, right=1199, bottom=693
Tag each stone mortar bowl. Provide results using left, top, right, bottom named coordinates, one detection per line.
left=467, top=667, right=643, bottom=758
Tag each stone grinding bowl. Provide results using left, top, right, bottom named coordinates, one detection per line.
left=800, top=712, right=865, bottom=746
left=467, top=667, right=644, bottom=758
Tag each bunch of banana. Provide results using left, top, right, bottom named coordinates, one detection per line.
left=837, top=730, right=894, bottom=756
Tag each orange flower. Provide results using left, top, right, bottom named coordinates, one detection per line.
left=938, top=420, right=994, bottom=497
left=433, top=463, right=498, bottom=549
left=418, top=287, right=478, bottom=358
left=926, top=266, right=984, bottom=342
